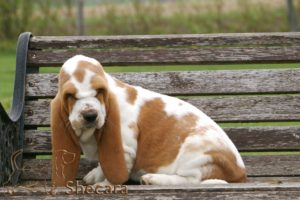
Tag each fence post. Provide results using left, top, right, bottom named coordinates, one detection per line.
left=76, top=0, right=84, bottom=35
left=287, top=0, right=298, bottom=31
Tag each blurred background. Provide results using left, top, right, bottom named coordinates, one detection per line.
left=0, top=0, right=300, bottom=109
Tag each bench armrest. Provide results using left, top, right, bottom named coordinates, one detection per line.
left=0, top=32, right=31, bottom=186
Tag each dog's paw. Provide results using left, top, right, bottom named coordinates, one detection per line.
left=140, top=174, right=167, bottom=185
left=93, top=179, right=112, bottom=187
left=140, top=174, right=155, bottom=185
left=83, top=166, right=104, bottom=184
left=140, top=173, right=199, bottom=185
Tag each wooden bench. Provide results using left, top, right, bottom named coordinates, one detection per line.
left=1, top=32, right=300, bottom=199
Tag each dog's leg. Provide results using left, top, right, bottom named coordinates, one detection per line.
left=83, top=163, right=105, bottom=184
left=140, top=174, right=200, bottom=185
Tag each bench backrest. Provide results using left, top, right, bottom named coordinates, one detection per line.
left=22, top=33, right=300, bottom=182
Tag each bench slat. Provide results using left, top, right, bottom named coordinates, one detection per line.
left=27, top=46, right=300, bottom=66
left=20, top=154, right=300, bottom=180
left=23, top=126, right=300, bottom=154
left=24, top=95, right=300, bottom=126
left=2, top=183, right=300, bottom=199
left=29, top=33, right=300, bottom=49
left=26, top=69, right=300, bottom=98
left=17, top=176, right=300, bottom=186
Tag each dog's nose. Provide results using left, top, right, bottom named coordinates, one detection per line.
left=82, top=110, right=98, bottom=123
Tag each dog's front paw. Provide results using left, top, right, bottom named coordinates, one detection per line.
left=83, top=166, right=104, bottom=184
left=140, top=174, right=162, bottom=185
left=93, top=179, right=112, bottom=187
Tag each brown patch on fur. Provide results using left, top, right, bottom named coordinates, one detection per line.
left=126, top=86, right=138, bottom=105
left=203, top=150, right=247, bottom=183
left=71, top=60, right=106, bottom=84
left=60, top=81, right=77, bottom=114
left=91, top=75, right=108, bottom=104
left=96, top=91, right=129, bottom=184
left=114, top=78, right=137, bottom=105
left=133, top=98, right=198, bottom=173
left=58, top=70, right=70, bottom=90
left=51, top=95, right=81, bottom=187
left=77, top=60, right=105, bottom=76
left=73, top=67, right=85, bottom=83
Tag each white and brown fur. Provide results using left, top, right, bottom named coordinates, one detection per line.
left=51, top=55, right=246, bottom=186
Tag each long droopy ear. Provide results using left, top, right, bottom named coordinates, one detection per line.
left=96, top=91, right=129, bottom=184
left=51, top=95, right=81, bottom=187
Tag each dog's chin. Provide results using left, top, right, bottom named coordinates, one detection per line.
left=71, top=119, right=104, bottom=140
left=83, top=122, right=97, bottom=129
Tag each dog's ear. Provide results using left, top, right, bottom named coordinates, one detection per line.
left=51, top=95, right=81, bottom=187
left=96, top=91, right=129, bottom=184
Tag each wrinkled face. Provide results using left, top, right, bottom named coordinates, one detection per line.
left=60, top=55, right=107, bottom=141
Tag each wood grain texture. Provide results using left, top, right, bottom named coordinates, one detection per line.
left=1, top=183, right=300, bottom=199
left=24, top=95, right=300, bottom=126
left=27, top=46, right=300, bottom=66
left=23, top=127, right=300, bottom=154
left=20, top=155, right=300, bottom=180
left=17, top=176, right=300, bottom=186
left=29, top=33, right=300, bottom=49
left=26, top=69, right=300, bottom=98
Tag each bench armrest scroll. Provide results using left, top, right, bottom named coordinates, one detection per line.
left=0, top=32, right=32, bottom=186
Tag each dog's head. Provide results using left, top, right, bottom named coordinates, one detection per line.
left=58, top=55, right=108, bottom=141
left=53, top=55, right=128, bottom=184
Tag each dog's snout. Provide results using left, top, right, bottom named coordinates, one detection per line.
left=82, top=110, right=98, bottom=123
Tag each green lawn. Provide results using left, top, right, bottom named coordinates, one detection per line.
left=0, top=53, right=16, bottom=110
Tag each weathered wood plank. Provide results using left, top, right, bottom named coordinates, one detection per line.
left=24, top=95, right=300, bottom=126
left=248, top=176, right=300, bottom=184
left=23, top=127, right=300, bottom=154
left=17, top=176, right=300, bottom=187
left=27, top=46, right=300, bottom=66
left=26, top=69, right=300, bottom=98
left=29, top=33, right=300, bottom=49
left=2, top=183, right=300, bottom=199
left=20, top=155, right=300, bottom=180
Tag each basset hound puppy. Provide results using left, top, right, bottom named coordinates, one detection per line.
left=51, top=55, right=246, bottom=186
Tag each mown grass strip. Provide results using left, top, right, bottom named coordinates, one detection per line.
left=241, top=151, right=300, bottom=156
left=220, top=121, right=300, bottom=128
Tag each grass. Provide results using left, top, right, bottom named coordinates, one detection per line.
left=240, top=151, right=300, bottom=156
left=0, top=53, right=15, bottom=110
left=0, top=1, right=299, bottom=40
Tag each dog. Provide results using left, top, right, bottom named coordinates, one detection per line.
left=51, top=55, right=246, bottom=186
